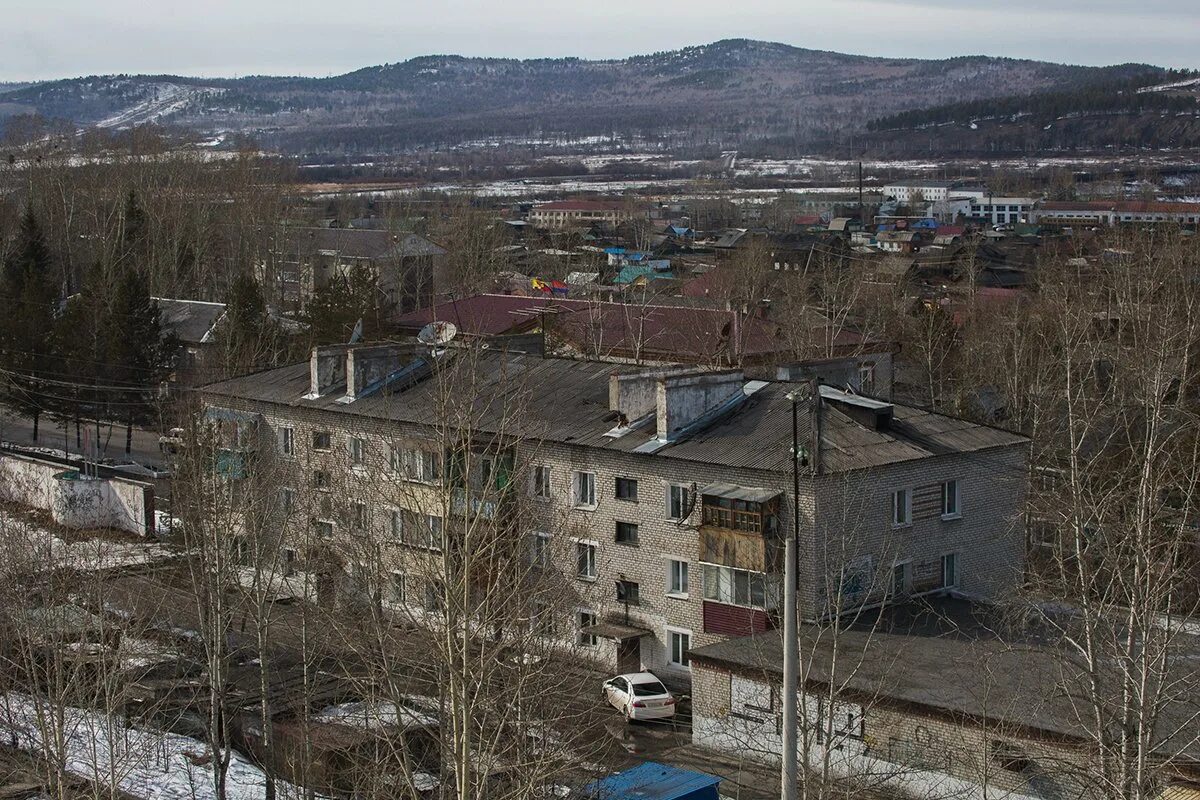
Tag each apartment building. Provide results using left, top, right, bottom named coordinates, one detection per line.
left=198, top=343, right=1028, bottom=685
left=527, top=200, right=641, bottom=230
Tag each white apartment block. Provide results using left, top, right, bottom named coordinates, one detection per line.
left=199, top=344, right=1028, bottom=686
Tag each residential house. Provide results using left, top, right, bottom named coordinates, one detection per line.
left=198, top=345, right=1028, bottom=686
left=154, top=298, right=226, bottom=385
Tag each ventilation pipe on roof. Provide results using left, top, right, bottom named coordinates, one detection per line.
left=307, top=346, right=348, bottom=399
left=656, top=370, right=745, bottom=442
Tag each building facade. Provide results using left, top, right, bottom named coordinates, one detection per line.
left=198, top=345, right=1028, bottom=686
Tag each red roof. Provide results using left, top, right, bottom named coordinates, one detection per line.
left=395, top=293, right=865, bottom=362
left=533, top=200, right=628, bottom=212
left=1040, top=200, right=1200, bottom=214
left=795, top=215, right=824, bottom=226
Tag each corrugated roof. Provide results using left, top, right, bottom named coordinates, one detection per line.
left=154, top=298, right=226, bottom=345
left=199, top=351, right=1026, bottom=475
left=585, top=762, right=720, bottom=800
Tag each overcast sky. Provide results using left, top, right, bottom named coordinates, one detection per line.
left=4, top=0, right=1197, bottom=82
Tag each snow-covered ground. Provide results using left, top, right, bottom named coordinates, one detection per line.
left=0, top=692, right=318, bottom=800
left=0, top=509, right=176, bottom=577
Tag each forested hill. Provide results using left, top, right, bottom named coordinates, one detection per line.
left=0, top=39, right=1179, bottom=155
left=860, top=68, right=1200, bottom=154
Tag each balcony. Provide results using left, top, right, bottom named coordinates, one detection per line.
left=214, top=448, right=250, bottom=479
left=702, top=601, right=772, bottom=637
left=697, top=484, right=781, bottom=572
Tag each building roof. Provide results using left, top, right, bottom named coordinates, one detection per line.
left=883, top=179, right=960, bottom=189
left=153, top=298, right=226, bottom=345
left=533, top=200, right=628, bottom=212
left=1039, top=200, right=1200, bottom=214
left=273, top=227, right=446, bottom=260
left=199, top=350, right=1026, bottom=475
left=584, top=762, right=720, bottom=800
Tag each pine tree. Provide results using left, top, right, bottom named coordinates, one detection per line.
left=302, top=265, right=381, bottom=346
left=0, top=206, right=59, bottom=441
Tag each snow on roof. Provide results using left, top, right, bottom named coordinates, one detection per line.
left=312, top=700, right=438, bottom=731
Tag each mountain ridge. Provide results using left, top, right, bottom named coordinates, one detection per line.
left=0, top=39, right=1176, bottom=155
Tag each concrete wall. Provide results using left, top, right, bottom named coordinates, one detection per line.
left=0, top=452, right=154, bottom=536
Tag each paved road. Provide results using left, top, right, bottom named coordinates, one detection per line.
left=0, top=410, right=167, bottom=468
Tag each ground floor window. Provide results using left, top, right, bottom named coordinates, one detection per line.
left=667, top=627, right=691, bottom=667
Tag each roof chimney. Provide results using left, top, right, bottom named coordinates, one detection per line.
left=307, top=346, right=347, bottom=399
left=656, top=370, right=745, bottom=442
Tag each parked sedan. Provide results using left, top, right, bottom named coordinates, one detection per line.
left=602, top=672, right=676, bottom=721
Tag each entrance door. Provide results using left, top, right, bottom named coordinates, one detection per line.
left=616, top=638, right=641, bottom=674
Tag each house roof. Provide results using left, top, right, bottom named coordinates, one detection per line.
left=272, top=228, right=446, bottom=260
left=199, top=350, right=1026, bottom=475
left=394, top=293, right=866, bottom=363
left=1039, top=200, right=1200, bottom=214
left=153, top=298, right=226, bottom=345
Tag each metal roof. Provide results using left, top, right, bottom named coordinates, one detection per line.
left=585, top=762, right=720, bottom=800
left=698, top=482, right=780, bottom=504
left=199, top=351, right=1026, bottom=475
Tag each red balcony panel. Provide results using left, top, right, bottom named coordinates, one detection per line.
left=703, top=601, right=771, bottom=637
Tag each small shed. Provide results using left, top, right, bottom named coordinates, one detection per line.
left=585, top=762, right=721, bottom=800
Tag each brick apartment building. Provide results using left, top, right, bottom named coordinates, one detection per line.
left=198, top=343, right=1028, bottom=685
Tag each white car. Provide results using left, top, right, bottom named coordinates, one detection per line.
left=603, top=672, right=676, bottom=721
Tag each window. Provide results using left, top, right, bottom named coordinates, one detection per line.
left=615, top=521, right=639, bottom=546
left=314, top=520, right=334, bottom=539
left=279, top=427, right=295, bottom=456
left=667, top=484, right=692, bottom=520
left=281, top=487, right=295, bottom=513
left=529, top=532, right=551, bottom=570
left=394, top=446, right=442, bottom=483
left=532, top=465, right=552, bottom=499
left=577, top=611, right=597, bottom=647
left=423, top=581, right=443, bottom=612
left=312, top=431, right=331, bottom=451
left=615, top=477, right=639, bottom=502
left=857, top=363, right=876, bottom=394
left=616, top=580, right=640, bottom=606
left=703, top=564, right=769, bottom=608
left=349, top=437, right=365, bottom=467
left=668, top=559, right=689, bottom=596
left=667, top=628, right=691, bottom=667
left=389, top=572, right=407, bottom=604
left=281, top=547, right=297, bottom=575
left=941, top=553, right=959, bottom=588
left=575, top=541, right=597, bottom=580
left=314, top=470, right=331, bottom=491
left=531, top=600, right=555, bottom=637
left=573, top=471, right=596, bottom=508
left=892, top=488, right=911, bottom=527
left=891, top=562, right=910, bottom=597
left=941, top=480, right=961, bottom=518
left=389, top=509, right=404, bottom=542
left=350, top=501, right=367, bottom=531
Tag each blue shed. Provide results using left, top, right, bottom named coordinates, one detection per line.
left=584, top=762, right=721, bottom=800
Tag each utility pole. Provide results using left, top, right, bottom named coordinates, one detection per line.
left=781, top=389, right=802, bottom=800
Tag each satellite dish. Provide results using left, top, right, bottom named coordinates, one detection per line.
left=417, top=321, right=458, bottom=346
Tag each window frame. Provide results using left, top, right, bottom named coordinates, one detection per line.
left=313, top=469, right=331, bottom=492
left=574, top=540, right=598, bottom=581
left=280, top=427, right=295, bottom=457
left=941, top=479, right=961, bottom=520
left=615, top=579, right=640, bottom=607
left=666, top=626, right=692, bottom=668
left=577, top=609, right=598, bottom=648
left=572, top=470, right=597, bottom=509
left=891, top=488, right=912, bottom=527
left=532, top=465, right=552, bottom=500
left=614, top=520, right=640, bottom=546
left=941, top=552, right=959, bottom=589
left=667, top=558, right=689, bottom=598
left=312, top=430, right=332, bottom=451
left=349, top=436, right=366, bottom=467
left=389, top=571, right=407, bottom=605
left=615, top=476, right=639, bottom=502
left=667, top=483, right=692, bottom=521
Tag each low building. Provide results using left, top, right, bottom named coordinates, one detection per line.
left=154, top=298, right=226, bottom=384
left=1031, top=200, right=1200, bottom=227
left=688, top=599, right=1200, bottom=800
left=882, top=180, right=980, bottom=205
left=967, top=196, right=1037, bottom=227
